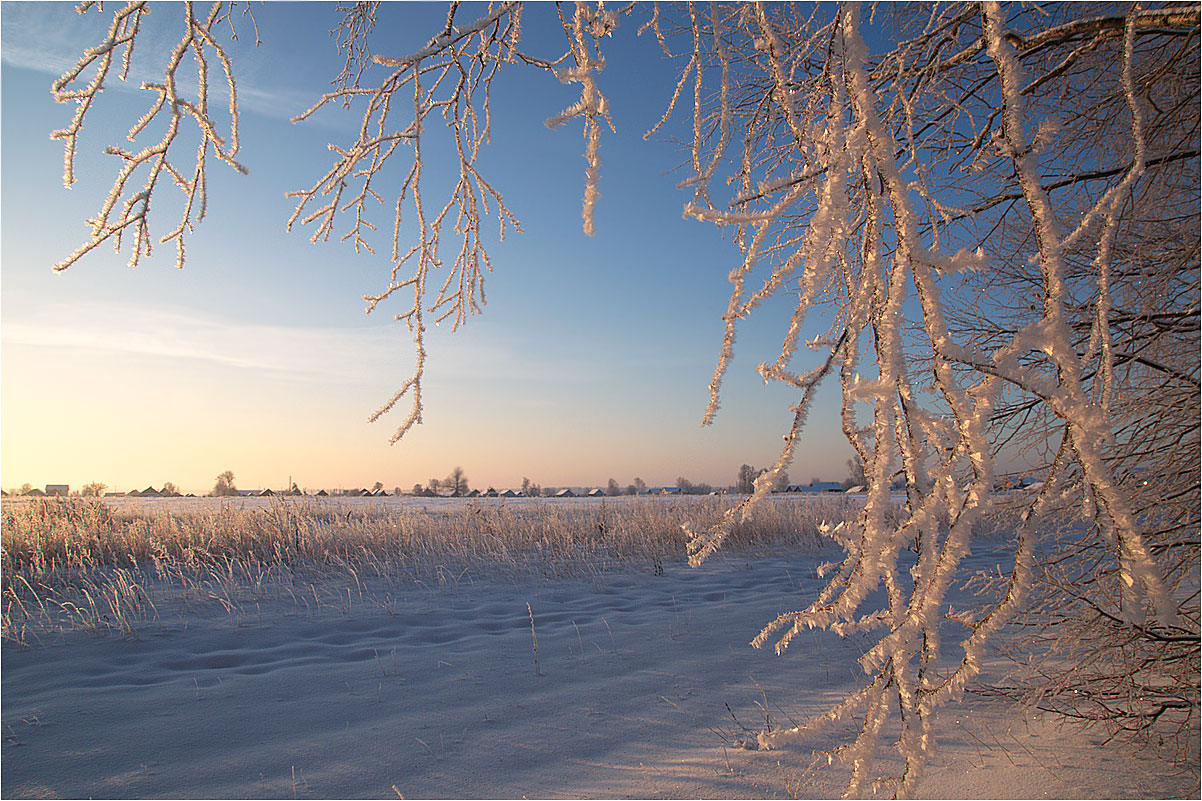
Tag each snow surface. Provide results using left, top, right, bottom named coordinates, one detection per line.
left=3, top=539, right=1194, bottom=799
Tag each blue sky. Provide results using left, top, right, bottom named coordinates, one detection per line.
left=1, top=2, right=852, bottom=495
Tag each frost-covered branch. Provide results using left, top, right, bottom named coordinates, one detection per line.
left=543, top=1, right=620, bottom=236
left=51, top=1, right=251, bottom=271
left=665, top=1, right=1198, bottom=794
left=287, top=1, right=585, bottom=442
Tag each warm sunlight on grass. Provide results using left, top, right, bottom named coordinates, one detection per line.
left=1, top=495, right=851, bottom=644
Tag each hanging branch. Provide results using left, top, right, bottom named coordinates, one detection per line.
left=283, top=2, right=632, bottom=441
left=667, top=2, right=1198, bottom=794
left=51, top=1, right=251, bottom=271
left=287, top=1, right=560, bottom=442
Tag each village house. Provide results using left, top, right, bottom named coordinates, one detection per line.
left=781, top=481, right=843, bottom=493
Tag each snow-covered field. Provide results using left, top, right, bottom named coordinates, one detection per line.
left=2, top=498, right=1196, bottom=798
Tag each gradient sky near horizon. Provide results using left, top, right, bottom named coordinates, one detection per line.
left=1, top=1, right=853, bottom=495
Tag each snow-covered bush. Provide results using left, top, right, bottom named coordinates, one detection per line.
left=48, top=1, right=1199, bottom=795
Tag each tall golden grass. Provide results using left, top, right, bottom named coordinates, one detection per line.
left=2, top=495, right=852, bottom=643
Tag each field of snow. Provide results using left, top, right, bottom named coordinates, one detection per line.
left=2, top=497, right=1196, bottom=798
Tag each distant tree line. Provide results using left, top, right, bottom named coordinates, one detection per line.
left=3, top=481, right=186, bottom=497
left=5, top=462, right=856, bottom=500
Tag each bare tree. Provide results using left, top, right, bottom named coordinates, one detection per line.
left=211, top=470, right=237, bottom=497
left=445, top=466, right=469, bottom=497
left=80, top=482, right=107, bottom=497
left=841, top=457, right=865, bottom=491
left=606, top=478, right=621, bottom=496
left=735, top=464, right=762, bottom=495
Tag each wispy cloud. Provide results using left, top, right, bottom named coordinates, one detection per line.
left=1, top=41, right=78, bottom=79
left=1, top=3, right=320, bottom=122
left=1, top=301, right=403, bottom=381
left=0, top=300, right=589, bottom=387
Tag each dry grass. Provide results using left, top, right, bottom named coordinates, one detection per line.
left=2, top=495, right=852, bottom=643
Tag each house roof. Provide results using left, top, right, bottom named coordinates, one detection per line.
left=784, top=482, right=842, bottom=492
